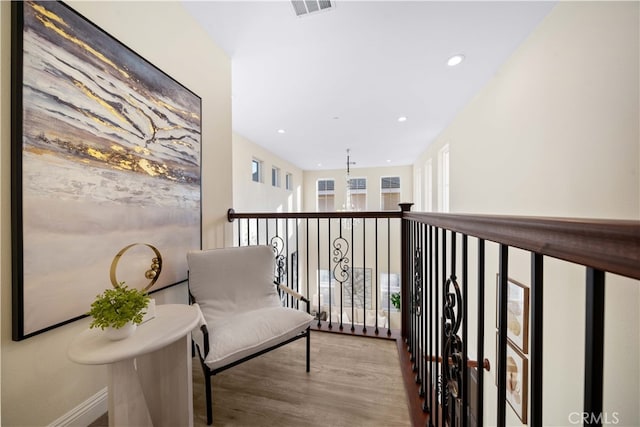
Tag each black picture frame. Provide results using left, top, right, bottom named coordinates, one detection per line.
left=11, top=1, right=202, bottom=340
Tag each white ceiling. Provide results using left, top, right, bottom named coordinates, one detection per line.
left=183, top=1, right=557, bottom=171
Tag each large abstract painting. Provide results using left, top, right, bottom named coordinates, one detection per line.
left=11, top=1, right=202, bottom=340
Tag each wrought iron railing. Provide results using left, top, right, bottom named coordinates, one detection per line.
left=227, top=208, right=403, bottom=337
left=227, top=206, right=640, bottom=427
left=402, top=209, right=639, bottom=427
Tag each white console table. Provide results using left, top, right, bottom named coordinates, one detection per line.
left=68, top=304, right=200, bottom=427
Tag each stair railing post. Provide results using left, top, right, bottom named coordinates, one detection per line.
left=399, top=203, right=414, bottom=341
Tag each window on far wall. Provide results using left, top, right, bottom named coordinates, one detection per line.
left=346, top=177, right=367, bottom=210
left=317, top=179, right=335, bottom=212
left=438, top=145, right=450, bottom=213
left=285, top=173, right=293, bottom=191
left=425, top=159, right=433, bottom=212
left=414, top=168, right=422, bottom=211
left=381, top=176, right=401, bottom=210
left=251, top=159, right=262, bottom=183
left=272, top=166, right=281, bottom=187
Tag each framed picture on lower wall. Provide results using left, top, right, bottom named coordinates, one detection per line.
left=505, top=340, right=529, bottom=423
left=496, top=275, right=530, bottom=354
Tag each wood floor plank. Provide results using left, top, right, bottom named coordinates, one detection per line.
left=192, top=331, right=411, bottom=427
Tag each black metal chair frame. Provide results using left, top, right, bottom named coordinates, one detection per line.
left=190, top=282, right=311, bottom=425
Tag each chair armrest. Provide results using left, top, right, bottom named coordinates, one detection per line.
left=191, top=303, right=210, bottom=357
left=200, top=324, right=210, bottom=357
left=275, top=282, right=309, bottom=304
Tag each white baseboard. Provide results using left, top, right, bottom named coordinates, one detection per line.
left=48, top=387, right=107, bottom=427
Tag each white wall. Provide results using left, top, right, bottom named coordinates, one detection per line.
left=0, top=1, right=232, bottom=425
left=414, top=2, right=639, bottom=426
left=232, top=132, right=304, bottom=213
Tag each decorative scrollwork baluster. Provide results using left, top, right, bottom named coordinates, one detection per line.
left=442, top=274, right=464, bottom=416
left=436, top=373, right=445, bottom=405
left=271, top=236, right=286, bottom=285
left=332, top=237, right=350, bottom=327
left=332, top=237, right=350, bottom=284
left=414, top=247, right=422, bottom=317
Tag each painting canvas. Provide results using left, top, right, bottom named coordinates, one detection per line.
left=343, top=267, right=373, bottom=309
left=12, top=1, right=201, bottom=340
left=318, top=267, right=372, bottom=309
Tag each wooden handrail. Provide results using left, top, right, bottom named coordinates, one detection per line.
left=227, top=208, right=403, bottom=221
left=403, top=212, right=640, bottom=281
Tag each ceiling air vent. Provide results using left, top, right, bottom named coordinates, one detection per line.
left=291, top=0, right=334, bottom=17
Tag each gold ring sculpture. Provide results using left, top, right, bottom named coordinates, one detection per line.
left=109, top=243, right=163, bottom=292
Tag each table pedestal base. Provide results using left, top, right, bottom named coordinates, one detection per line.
left=108, top=336, right=193, bottom=427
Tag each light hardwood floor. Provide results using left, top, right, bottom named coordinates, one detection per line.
left=91, top=331, right=411, bottom=427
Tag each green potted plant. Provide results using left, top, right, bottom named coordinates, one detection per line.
left=88, top=282, right=150, bottom=340
left=391, top=292, right=401, bottom=310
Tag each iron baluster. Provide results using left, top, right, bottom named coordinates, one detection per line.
left=414, top=235, right=423, bottom=318
left=442, top=233, right=463, bottom=426
left=497, top=245, right=509, bottom=427
left=433, top=227, right=440, bottom=427
left=440, top=228, right=448, bottom=425
left=328, top=219, right=332, bottom=329
left=316, top=219, right=322, bottom=328
left=271, top=235, right=286, bottom=306
left=306, top=219, right=310, bottom=315
left=362, top=218, right=366, bottom=333
left=264, top=218, right=268, bottom=246
left=351, top=218, right=358, bottom=332
left=413, top=223, right=423, bottom=388
left=476, top=239, right=485, bottom=427
left=461, top=234, right=468, bottom=427
left=425, top=225, right=433, bottom=416
left=584, top=268, right=605, bottom=426
left=531, top=253, right=544, bottom=426
left=332, top=232, right=350, bottom=330
left=387, top=217, right=392, bottom=337
left=375, top=218, right=379, bottom=334
left=411, top=224, right=418, bottom=370
left=285, top=218, right=290, bottom=307
left=271, top=235, right=286, bottom=283
left=420, top=223, right=426, bottom=398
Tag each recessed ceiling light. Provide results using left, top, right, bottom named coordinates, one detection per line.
left=317, top=163, right=322, bottom=167
left=447, top=54, right=465, bottom=67
left=386, top=159, right=392, bottom=163
left=397, top=116, right=407, bottom=122
left=277, top=129, right=286, bottom=134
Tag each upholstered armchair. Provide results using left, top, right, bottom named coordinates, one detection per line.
left=187, top=245, right=313, bottom=425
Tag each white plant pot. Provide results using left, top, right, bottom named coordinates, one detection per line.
left=105, top=322, right=137, bottom=341
left=141, top=299, right=156, bottom=324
